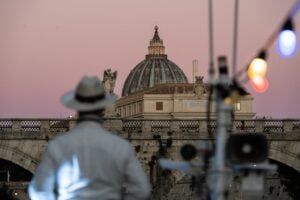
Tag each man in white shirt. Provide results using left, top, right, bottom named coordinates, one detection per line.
left=28, top=76, right=151, bottom=200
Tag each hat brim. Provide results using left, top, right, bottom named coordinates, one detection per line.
left=61, top=91, right=117, bottom=112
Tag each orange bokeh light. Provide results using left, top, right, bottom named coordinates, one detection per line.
left=247, top=58, right=268, bottom=79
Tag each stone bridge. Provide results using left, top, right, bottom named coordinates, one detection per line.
left=0, top=118, right=300, bottom=199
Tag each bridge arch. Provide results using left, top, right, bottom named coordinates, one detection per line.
left=269, top=142, right=300, bottom=172
left=0, top=144, right=38, bottom=174
left=0, top=158, right=33, bottom=181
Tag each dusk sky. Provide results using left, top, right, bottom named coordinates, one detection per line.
left=1, top=0, right=300, bottom=118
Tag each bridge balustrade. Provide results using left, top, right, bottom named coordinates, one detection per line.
left=233, top=120, right=255, bottom=132
left=0, top=119, right=300, bottom=139
left=122, top=119, right=143, bottom=133
left=0, top=120, right=12, bottom=132
left=0, top=119, right=75, bottom=139
left=150, top=120, right=171, bottom=133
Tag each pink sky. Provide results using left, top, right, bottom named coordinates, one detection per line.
left=1, top=0, right=300, bottom=118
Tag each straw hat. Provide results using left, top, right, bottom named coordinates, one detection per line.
left=61, top=76, right=117, bottom=112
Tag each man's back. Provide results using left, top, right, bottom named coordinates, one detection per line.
left=29, top=121, right=150, bottom=200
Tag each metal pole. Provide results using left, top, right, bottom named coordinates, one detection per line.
left=206, top=0, right=215, bottom=136
left=209, top=57, right=232, bottom=200
left=208, top=0, right=215, bottom=82
left=232, top=0, right=239, bottom=78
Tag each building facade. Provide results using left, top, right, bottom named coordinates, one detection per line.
left=116, top=26, right=255, bottom=119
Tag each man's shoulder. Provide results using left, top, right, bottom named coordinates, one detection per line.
left=101, top=129, right=131, bottom=147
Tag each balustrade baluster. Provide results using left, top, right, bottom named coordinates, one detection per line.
left=283, top=120, right=293, bottom=133
left=12, top=120, right=22, bottom=133
left=255, top=120, right=264, bottom=132
left=142, top=120, right=152, bottom=133
left=41, top=120, right=50, bottom=134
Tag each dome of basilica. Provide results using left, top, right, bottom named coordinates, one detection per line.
left=122, top=26, right=188, bottom=96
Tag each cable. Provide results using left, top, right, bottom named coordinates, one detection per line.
left=235, top=0, right=300, bottom=83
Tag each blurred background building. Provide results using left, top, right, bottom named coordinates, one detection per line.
left=116, top=26, right=254, bottom=119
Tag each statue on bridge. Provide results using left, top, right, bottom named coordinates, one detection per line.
left=102, top=68, right=118, bottom=95
left=102, top=68, right=118, bottom=117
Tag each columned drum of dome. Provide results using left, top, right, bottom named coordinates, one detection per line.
left=122, top=26, right=188, bottom=96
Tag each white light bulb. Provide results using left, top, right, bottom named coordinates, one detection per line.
left=277, top=30, right=297, bottom=57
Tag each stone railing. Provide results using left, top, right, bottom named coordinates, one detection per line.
left=121, top=119, right=300, bottom=134
left=0, top=118, right=300, bottom=139
left=0, top=119, right=75, bottom=139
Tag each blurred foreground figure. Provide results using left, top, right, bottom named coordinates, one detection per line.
left=28, top=76, right=151, bottom=200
